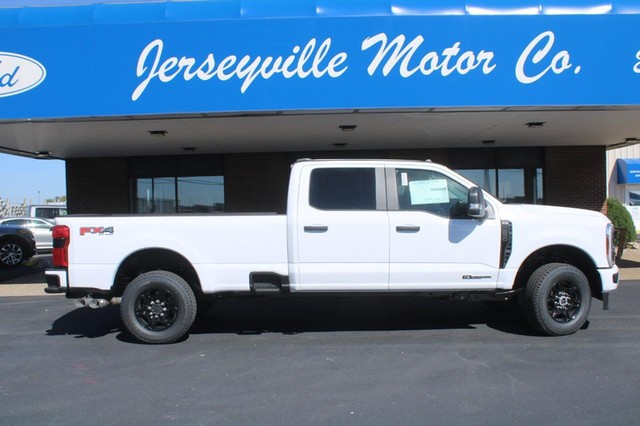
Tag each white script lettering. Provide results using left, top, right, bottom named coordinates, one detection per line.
left=132, top=38, right=348, bottom=101
left=516, top=31, right=579, bottom=84
left=634, top=50, right=640, bottom=73
left=361, top=33, right=496, bottom=77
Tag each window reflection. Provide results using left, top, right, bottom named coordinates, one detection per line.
left=455, top=168, right=543, bottom=204
left=135, top=176, right=224, bottom=213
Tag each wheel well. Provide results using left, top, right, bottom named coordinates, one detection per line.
left=0, top=236, right=33, bottom=256
left=513, top=245, right=602, bottom=299
left=112, top=248, right=202, bottom=298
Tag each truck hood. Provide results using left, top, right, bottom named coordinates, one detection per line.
left=499, top=204, right=608, bottom=221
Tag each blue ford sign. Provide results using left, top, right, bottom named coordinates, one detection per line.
left=0, top=8, right=639, bottom=119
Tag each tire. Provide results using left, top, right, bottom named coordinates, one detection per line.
left=521, top=263, right=591, bottom=336
left=0, top=239, right=27, bottom=267
left=120, top=271, right=197, bottom=344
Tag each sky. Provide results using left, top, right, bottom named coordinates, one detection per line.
left=0, top=153, right=66, bottom=205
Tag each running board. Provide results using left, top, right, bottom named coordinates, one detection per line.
left=249, top=272, right=290, bottom=294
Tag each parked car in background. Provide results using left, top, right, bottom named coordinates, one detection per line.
left=26, top=205, right=67, bottom=219
left=0, top=225, right=36, bottom=267
left=0, top=217, right=54, bottom=251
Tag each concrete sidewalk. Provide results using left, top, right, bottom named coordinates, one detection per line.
left=2, top=248, right=639, bottom=297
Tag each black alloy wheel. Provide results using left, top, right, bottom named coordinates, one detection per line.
left=121, top=270, right=197, bottom=344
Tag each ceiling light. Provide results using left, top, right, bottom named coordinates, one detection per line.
left=148, top=130, right=167, bottom=137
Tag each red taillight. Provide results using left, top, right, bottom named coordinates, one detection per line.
left=52, top=225, right=70, bottom=268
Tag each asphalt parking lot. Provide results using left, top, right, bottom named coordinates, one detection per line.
left=1, top=280, right=639, bottom=425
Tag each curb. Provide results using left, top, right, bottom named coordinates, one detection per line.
left=0, top=284, right=63, bottom=297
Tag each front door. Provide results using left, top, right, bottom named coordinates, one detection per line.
left=388, top=167, right=501, bottom=290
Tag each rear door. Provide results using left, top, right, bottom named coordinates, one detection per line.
left=294, top=165, right=389, bottom=291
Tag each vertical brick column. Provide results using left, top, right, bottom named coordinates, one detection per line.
left=66, top=157, right=129, bottom=214
left=224, top=153, right=290, bottom=213
left=544, top=146, right=607, bottom=212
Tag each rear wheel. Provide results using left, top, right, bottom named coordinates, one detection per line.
left=121, top=271, right=197, bottom=344
left=521, top=263, right=591, bottom=336
left=0, top=239, right=26, bottom=267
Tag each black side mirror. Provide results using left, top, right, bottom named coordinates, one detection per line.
left=468, top=187, right=486, bottom=218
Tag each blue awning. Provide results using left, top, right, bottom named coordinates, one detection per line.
left=617, top=159, right=640, bottom=184
left=1, top=1, right=639, bottom=27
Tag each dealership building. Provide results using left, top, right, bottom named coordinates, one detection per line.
left=1, top=0, right=639, bottom=215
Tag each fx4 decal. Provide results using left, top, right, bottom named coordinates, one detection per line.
left=79, top=227, right=114, bottom=236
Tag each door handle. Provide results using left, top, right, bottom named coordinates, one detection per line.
left=396, top=225, right=420, bottom=233
left=304, top=225, right=329, bottom=233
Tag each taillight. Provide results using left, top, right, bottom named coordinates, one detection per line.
left=52, top=225, right=70, bottom=268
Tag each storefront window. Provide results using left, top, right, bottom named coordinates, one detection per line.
left=135, top=176, right=224, bottom=213
left=498, top=169, right=525, bottom=204
left=456, top=169, right=496, bottom=194
left=456, top=167, right=543, bottom=204
left=178, top=176, right=224, bottom=212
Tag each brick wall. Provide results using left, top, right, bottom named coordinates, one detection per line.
left=66, top=157, right=129, bottom=214
left=544, top=146, right=607, bottom=212
left=224, top=153, right=291, bottom=213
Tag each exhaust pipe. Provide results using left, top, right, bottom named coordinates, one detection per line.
left=88, top=298, right=110, bottom=309
left=75, top=296, right=90, bottom=308
left=75, top=296, right=121, bottom=309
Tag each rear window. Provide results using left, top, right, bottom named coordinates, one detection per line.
left=309, top=168, right=376, bottom=211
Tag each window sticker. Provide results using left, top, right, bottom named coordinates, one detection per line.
left=401, top=172, right=409, bottom=186
left=410, top=179, right=449, bottom=204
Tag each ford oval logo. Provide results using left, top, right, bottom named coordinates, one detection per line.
left=0, top=52, right=46, bottom=97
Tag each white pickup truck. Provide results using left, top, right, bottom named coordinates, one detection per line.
left=46, top=159, right=619, bottom=343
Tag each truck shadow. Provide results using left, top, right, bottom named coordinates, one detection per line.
left=46, top=296, right=538, bottom=341
left=191, top=296, right=536, bottom=337
left=47, top=305, right=121, bottom=339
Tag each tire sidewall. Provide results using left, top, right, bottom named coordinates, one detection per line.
left=121, top=271, right=197, bottom=344
left=525, top=263, right=591, bottom=336
left=0, top=240, right=25, bottom=267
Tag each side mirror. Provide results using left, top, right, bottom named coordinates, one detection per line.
left=468, top=187, right=486, bottom=218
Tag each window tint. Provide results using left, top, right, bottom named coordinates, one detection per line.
left=309, top=168, right=377, bottom=211
left=5, top=219, right=27, bottom=226
left=395, top=169, right=470, bottom=218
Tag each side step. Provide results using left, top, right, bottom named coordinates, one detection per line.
left=250, top=272, right=290, bottom=294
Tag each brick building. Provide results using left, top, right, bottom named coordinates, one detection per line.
left=0, top=1, right=638, bottom=214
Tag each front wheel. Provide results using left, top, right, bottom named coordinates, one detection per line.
left=121, top=271, right=197, bottom=344
left=521, top=263, right=591, bottom=336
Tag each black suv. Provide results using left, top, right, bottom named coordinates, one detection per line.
left=0, top=225, right=37, bottom=267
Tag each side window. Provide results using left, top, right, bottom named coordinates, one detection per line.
left=395, top=169, right=470, bottom=218
left=5, top=219, right=28, bottom=226
left=309, top=168, right=377, bottom=211
left=31, top=220, right=51, bottom=229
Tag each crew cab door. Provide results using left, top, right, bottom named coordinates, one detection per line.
left=292, top=166, right=389, bottom=291
left=387, top=167, right=501, bottom=290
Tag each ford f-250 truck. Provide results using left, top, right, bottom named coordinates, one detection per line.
left=45, top=159, right=619, bottom=343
